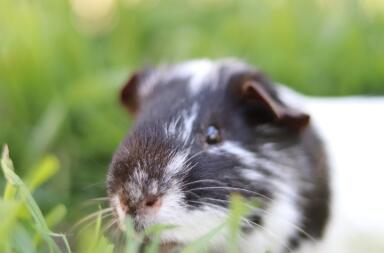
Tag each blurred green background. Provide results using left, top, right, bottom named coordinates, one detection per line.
left=1, top=0, right=384, bottom=223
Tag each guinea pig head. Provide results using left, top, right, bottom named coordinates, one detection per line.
left=107, top=59, right=329, bottom=249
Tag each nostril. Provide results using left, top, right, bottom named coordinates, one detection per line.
left=144, top=196, right=162, bottom=209
left=145, top=198, right=156, bottom=207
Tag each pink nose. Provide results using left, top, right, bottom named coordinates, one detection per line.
left=119, top=195, right=163, bottom=216
left=135, top=196, right=162, bottom=215
left=143, top=196, right=162, bottom=209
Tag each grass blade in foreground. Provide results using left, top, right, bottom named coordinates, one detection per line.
left=1, top=145, right=71, bottom=253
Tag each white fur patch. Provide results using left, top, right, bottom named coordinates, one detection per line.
left=148, top=181, right=159, bottom=195
left=207, top=140, right=302, bottom=252
left=158, top=203, right=228, bottom=245
left=181, top=103, right=198, bottom=142
left=241, top=184, right=300, bottom=253
left=241, top=169, right=265, bottom=182
left=174, top=59, right=215, bottom=95
left=139, top=58, right=253, bottom=99
left=165, top=152, right=188, bottom=174
left=132, top=166, right=147, bottom=185
left=182, top=58, right=250, bottom=95
left=208, top=141, right=258, bottom=166
left=114, top=180, right=228, bottom=245
left=138, top=59, right=215, bottom=98
left=164, top=103, right=199, bottom=143
left=165, top=116, right=181, bottom=137
left=125, top=182, right=142, bottom=203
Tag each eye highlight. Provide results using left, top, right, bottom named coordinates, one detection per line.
left=205, top=125, right=221, bottom=145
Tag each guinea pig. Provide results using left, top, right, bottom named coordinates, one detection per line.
left=107, top=59, right=330, bottom=253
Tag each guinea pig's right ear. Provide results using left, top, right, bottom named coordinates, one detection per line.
left=241, top=79, right=310, bottom=130
left=120, top=70, right=146, bottom=115
left=233, top=72, right=310, bottom=131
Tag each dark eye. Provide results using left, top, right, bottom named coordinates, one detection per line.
left=205, top=125, right=221, bottom=145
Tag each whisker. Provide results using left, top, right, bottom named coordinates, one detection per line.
left=185, top=186, right=273, bottom=202
left=91, top=197, right=109, bottom=201
left=187, top=199, right=294, bottom=253
left=103, top=218, right=119, bottom=234
left=253, top=208, right=317, bottom=243
left=179, top=150, right=206, bottom=176
left=71, top=208, right=113, bottom=231
left=78, top=212, right=115, bottom=235
left=81, top=197, right=110, bottom=207
left=82, top=181, right=106, bottom=190
left=183, top=150, right=205, bottom=165
left=182, top=179, right=226, bottom=188
left=190, top=195, right=315, bottom=243
left=240, top=216, right=294, bottom=253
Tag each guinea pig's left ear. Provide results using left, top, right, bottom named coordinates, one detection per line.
left=120, top=70, right=148, bottom=115
left=241, top=77, right=310, bottom=131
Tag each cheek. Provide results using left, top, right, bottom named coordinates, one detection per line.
left=155, top=190, right=186, bottom=222
left=111, top=195, right=127, bottom=230
left=155, top=187, right=229, bottom=243
left=158, top=206, right=229, bottom=244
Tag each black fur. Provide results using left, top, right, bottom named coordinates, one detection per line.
left=107, top=59, right=330, bottom=252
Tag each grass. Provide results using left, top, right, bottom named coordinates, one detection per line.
left=1, top=145, right=256, bottom=253
left=1, top=145, right=70, bottom=253
left=0, top=0, right=383, bottom=252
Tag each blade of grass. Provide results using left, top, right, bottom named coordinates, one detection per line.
left=12, top=223, right=37, bottom=253
left=0, top=199, right=20, bottom=250
left=1, top=145, right=71, bottom=253
left=143, top=224, right=176, bottom=253
left=227, top=194, right=252, bottom=253
left=26, top=155, right=60, bottom=192
left=76, top=207, right=114, bottom=253
left=2, top=144, right=17, bottom=200
left=34, top=204, right=68, bottom=247
left=125, top=217, right=145, bottom=253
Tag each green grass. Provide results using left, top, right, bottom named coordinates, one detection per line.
left=1, top=145, right=256, bottom=253
left=0, top=0, right=384, bottom=251
left=1, top=145, right=70, bottom=253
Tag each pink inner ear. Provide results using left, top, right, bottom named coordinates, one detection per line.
left=242, top=80, right=310, bottom=130
left=242, top=80, right=284, bottom=119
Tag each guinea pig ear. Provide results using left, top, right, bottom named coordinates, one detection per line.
left=241, top=78, right=310, bottom=130
left=120, top=70, right=146, bottom=115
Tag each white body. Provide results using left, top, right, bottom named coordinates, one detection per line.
left=298, top=96, right=384, bottom=253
